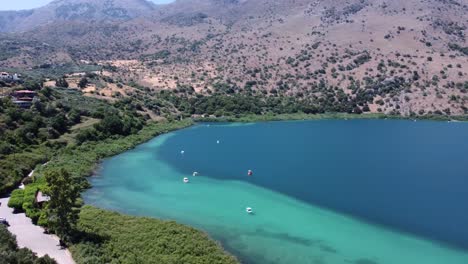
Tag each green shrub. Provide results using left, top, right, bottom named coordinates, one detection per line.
left=22, top=202, right=41, bottom=222
left=38, top=211, right=49, bottom=227
left=23, top=184, right=40, bottom=204
left=8, top=189, right=25, bottom=210
left=70, top=206, right=238, bottom=264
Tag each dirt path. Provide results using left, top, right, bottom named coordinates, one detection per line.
left=0, top=188, right=76, bottom=264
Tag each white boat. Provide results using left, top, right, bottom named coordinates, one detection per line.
left=181, top=150, right=185, bottom=154
left=183, top=177, right=189, bottom=183
left=193, top=172, right=199, bottom=176
left=217, top=140, right=220, bottom=144
left=246, top=207, right=253, bottom=214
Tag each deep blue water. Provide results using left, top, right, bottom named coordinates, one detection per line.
left=156, top=120, right=468, bottom=249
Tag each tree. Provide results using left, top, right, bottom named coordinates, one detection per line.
left=78, top=77, right=88, bottom=89
left=55, top=78, right=69, bottom=88
left=68, top=110, right=81, bottom=125
left=44, top=169, right=80, bottom=241
left=50, top=113, right=68, bottom=134
left=23, top=80, right=42, bottom=91
left=96, top=114, right=124, bottom=135
left=75, top=128, right=98, bottom=144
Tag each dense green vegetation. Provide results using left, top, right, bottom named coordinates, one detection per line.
left=154, top=89, right=468, bottom=121
left=70, top=206, right=237, bottom=264
left=44, top=169, right=81, bottom=242
left=0, top=146, right=51, bottom=196
left=2, top=71, right=466, bottom=264
left=1, top=78, right=236, bottom=263
left=0, top=63, right=102, bottom=80
left=10, top=119, right=192, bottom=224
left=193, top=111, right=468, bottom=123
left=157, top=91, right=330, bottom=117
left=0, top=225, right=57, bottom=264
left=0, top=86, right=148, bottom=195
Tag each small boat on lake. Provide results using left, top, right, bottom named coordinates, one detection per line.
left=181, top=150, right=185, bottom=154
left=193, top=172, right=199, bottom=176
left=246, top=207, right=253, bottom=214
left=248, top=170, right=253, bottom=176
left=183, top=177, right=189, bottom=183
left=217, top=140, right=220, bottom=144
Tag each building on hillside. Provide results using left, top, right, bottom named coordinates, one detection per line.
left=12, top=100, right=34, bottom=108
left=0, top=72, right=22, bottom=82
left=12, top=73, right=22, bottom=81
left=11, top=90, right=38, bottom=109
left=12, top=90, right=37, bottom=98
left=35, top=191, right=51, bottom=208
left=0, top=72, right=10, bottom=80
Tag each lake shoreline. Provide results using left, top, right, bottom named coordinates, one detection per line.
left=86, top=119, right=468, bottom=264
left=19, top=114, right=467, bottom=263
left=193, top=112, right=468, bottom=123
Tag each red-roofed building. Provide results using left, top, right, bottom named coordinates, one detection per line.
left=11, top=90, right=38, bottom=108
left=13, top=90, right=37, bottom=97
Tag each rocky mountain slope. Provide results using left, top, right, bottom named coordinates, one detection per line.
left=0, top=0, right=467, bottom=116
left=0, top=0, right=155, bottom=32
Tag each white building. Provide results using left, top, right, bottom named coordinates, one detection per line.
left=0, top=72, right=21, bottom=81
left=13, top=73, right=22, bottom=81
left=0, top=72, right=10, bottom=80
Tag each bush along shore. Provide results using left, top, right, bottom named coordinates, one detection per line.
left=193, top=112, right=468, bottom=123
left=71, top=206, right=238, bottom=264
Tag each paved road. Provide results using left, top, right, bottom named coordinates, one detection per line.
left=0, top=197, right=76, bottom=264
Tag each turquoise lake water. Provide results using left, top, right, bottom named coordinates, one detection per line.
left=84, top=120, right=468, bottom=264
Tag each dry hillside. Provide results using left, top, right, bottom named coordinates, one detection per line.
left=0, top=0, right=467, bottom=116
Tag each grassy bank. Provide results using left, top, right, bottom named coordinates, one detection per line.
left=70, top=206, right=238, bottom=264
left=193, top=112, right=468, bottom=123
left=193, top=112, right=387, bottom=122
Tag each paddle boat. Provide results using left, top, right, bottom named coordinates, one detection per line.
left=193, top=172, right=199, bottom=176
left=217, top=140, right=220, bottom=144
left=181, top=150, right=185, bottom=154
left=246, top=207, right=253, bottom=214
left=248, top=170, right=253, bottom=176
left=183, top=177, right=189, bottom=183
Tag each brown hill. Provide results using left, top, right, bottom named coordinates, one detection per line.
left=0, top=0, right=155, bottom=32
left=0, top=0, right=467, bottom=116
